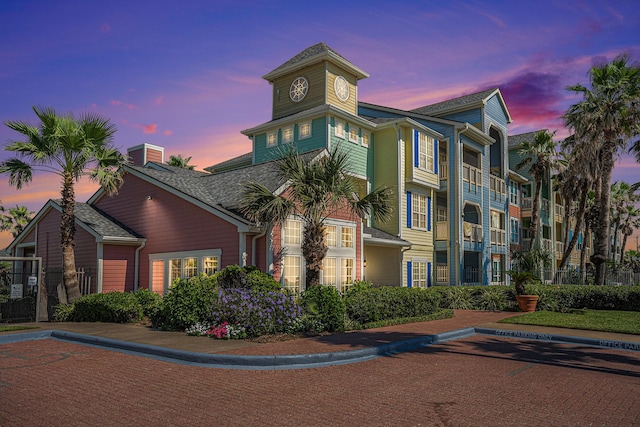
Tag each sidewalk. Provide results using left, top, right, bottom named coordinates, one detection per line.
left=2, top=310, right=639, bottom=369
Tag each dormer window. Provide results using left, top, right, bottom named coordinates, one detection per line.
left=362, top=133, right=370, bottom=147
left=299, top=121, right=311, bottom=139
left=335, top=121, right=345, bottom=138
left=349, top=126, right=358, bottom=143
left=267, top=132, right=277, bottom=147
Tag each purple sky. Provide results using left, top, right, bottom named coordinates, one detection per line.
left=1, top=0, right=640, bottom=249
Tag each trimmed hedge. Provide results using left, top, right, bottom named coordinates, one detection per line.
left=55, top=292, right=144, bottom=323
left=344, top=286, right=441, bottom=326
left=300, top=285, right=346, bottom=333
left=151, top=275, right=218, bottom=331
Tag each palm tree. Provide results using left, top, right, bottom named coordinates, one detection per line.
left=609, top=181, right=639, bottom=263
left=619, top=204, right=640, bottom=265
left=166, top=154, right=195, bottom=170
left=564, top=54, right=640, bottom=285
left=0, top=204, right=34, bottom=237
left=515, top=129, right=557, bottom=250
left=0, top=106, right=126, bottom=302
left=240, top=147, right=393, bottom=288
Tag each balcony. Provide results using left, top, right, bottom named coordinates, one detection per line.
left=462, top=164, right=481, bottom=194
left=435, top=221, right=448, bottom=241
left=436, top=264, right=448, bottom=284
left=521, top=197, right=551, bottom=213
left=490, top=175, right=506, bottom=201
left=522, top=197, right=532, bottom=210
left=439, top=162, right=448, bottom=180
left=555, top=203, right=565, bottom=221
left=463, top=222, right=482, bottom=243
left=490, top=228, right=506, bottom=247
left=522, top=238, right=553, bottom=252
left=555, top=241, right=564, bottom=259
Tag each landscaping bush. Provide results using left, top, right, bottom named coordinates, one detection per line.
left=151, top=274, right=218, bottom=331
left=58, top=292, right=144, bottom=323
left=134, top=288, right=163, bottom=318
left=344, top=286, right=441, bottom=326
left=209, top=287, right=302, bottom=337
left=430, top=286, right=476, bottom=310
left=216, top=265, right=282, bottom=292
left=526, top=284, right=640, bottom=312
left=300, top=285, right=346, bottom=333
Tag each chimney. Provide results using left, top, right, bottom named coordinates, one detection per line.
left=127, top=143, right=165, bottom=166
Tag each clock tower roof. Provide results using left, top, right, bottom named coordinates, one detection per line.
left=262, top=42, right=369, bottom=82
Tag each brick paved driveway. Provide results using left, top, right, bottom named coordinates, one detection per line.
left=2, top=336, right=639, bottom=426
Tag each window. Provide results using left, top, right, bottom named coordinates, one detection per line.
left=335, top=121, right=345, bottom=138
left=412, top=193, right=428, bottom=229
left=509, top=181, right=519, bottom=205
left=169, top=259, right=181, bottom=285
left=492, top=259, right=502, bottom=282
left=283, top=255, right=301, bottom=293
left=510, top=218, right=520, bottom=243
left=299, top=121, right=311, bottom=139
left=284, top=219, right=302, bottom=245
left=412, top=261, right=427, bottom=288
left=417, top=132, right=434, bottom=172
left=341, top=227, right=354, bottom=248
left=203, top=256, right=218, bottom=275
left=491, top=210, right=503, bottom=228
left=436, top=206, right=447, bottom=222
left=183, top=257, right=198, bottom=278
left=341, top=258, right=354, bottom=289
left=283, top=127, right=293, bottom=143
left=325, top=225, right=337, bottom=247
left=323, top=257, right=337, bottom=285
left=362, top=133, right=370, bottom=147
left=349, top=126, right=358, bottom=143
left=267, top=132, right=277, bottom=147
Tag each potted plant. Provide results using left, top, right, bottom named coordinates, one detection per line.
left=506, top=270, right=539, bottom=312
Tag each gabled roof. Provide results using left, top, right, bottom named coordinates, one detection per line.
left=262, top=42, right=369, bottom=81
left=363, top=226, right=411, bottom=247
left=508, top=130, right=546, bottom=148
left=8, top=200, right=141, bottom=250
left=410, top=88, right=513, bottom=124
left=204, top=152, right=253, bottom=174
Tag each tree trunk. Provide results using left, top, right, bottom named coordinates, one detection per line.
left=302, top=220, right=327, bottom=288
left=61, top=174, right=81, bottom=302
left=592, top=141, right=616, bottom=285
left=559, top=188, right=587, bottom=269
left=580, top=227, right=590, bottom=284
left=530, top=177, right=542, bottom=249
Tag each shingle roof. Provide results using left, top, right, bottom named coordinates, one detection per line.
left=410, top=88, right=498, bottom=116
left=52, top=200, right=141, bottom=239
left=508, top=130, right=546, bottom=148
left=204, top=152, right=253, bottom=173
left=363, top=226, right=411, bottom=247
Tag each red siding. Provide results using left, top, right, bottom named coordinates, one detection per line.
left=146, top=147, right=163, bottom=163
left=95, top=173, right=242, bottom=289
left=128, top=148, right=144, bottom=166
left=102, top=245, right=136, bottom=292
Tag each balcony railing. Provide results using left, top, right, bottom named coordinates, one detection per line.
left=439, top=162, right=448, bottom=180
left=490, top=175, right=506, bottom=201
left=520, top=197, right=552, bottom=213
left=522, top=197, right=532, bottom=210
left=522, top=238, right=553, bottom=252
left=463, top=222, right=482, bottom=243
left=490, top=228, right=506, bottom=247
left=555, top=203, right=565, bottom=220
left=555, top=241, right=564, bottom=259
left=435, top=221, right=448, bottom=241
left=462, top=164, right=481, bottom=193
left=436, top=264, right=448, bottom=283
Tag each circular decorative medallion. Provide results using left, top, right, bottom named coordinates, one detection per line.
left=289, top=77, right=308, bottom=102
left=334, top=76, right=350, bottom=102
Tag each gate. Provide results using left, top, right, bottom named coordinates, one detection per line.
left=42, top=267, right=94, bottom=320
left=0, top=256, right=43, bottom=323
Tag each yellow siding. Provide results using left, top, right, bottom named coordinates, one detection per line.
left=326, top=63, right=358, bottom=115
left=373, top=127, right=399, bottom=236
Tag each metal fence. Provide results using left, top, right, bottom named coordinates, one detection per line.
left=0, top=257, right=42, bottom=323
left=457, top=267, right=639, bottom=286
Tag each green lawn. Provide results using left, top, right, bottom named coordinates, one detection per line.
left=0, top=325, right=38, bottom=333
left=499, top=310, right=640, bottom=335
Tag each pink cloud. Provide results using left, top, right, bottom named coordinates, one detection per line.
left=143, top=124, right=157, bottom=134
left=155, top=96, right=164, bottom=105
left=111, top=99, right=139, bottom=110
left=163, top=129, right=173, bottom=136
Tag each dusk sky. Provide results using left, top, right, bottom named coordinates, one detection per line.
left=1, top=0, right=640, bottom=249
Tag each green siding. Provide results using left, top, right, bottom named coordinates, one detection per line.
left=253, top=117, right=328, bottom=164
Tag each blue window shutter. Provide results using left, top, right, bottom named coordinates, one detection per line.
left=407, top=191, right=412, bottom=228
left=407, top=261, right=413, bottom=288
left=427, top=196, right=432, bottom=231
left=427, top=262, right=432, bottom=287
left=414, top=130, right=419, bottom=167
left=434, top=139, right=438, bottom=175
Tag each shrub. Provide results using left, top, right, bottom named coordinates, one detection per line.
left=134, top=288, right=163, bottom=318
left=476, top=286, right=509, bottom=311
left=433, top=286, right=475, bottom=310
left=151, top=274, right=218, bottom=331
left=216, top=265, right=282, bottom=292
left=210, top=288, right=302, bottom=337
left=61, top=292, right=144, bottom=323
left=300, top=285, right=346, bottom=333
left=217, top=265, right=247, bottom=289
left=344, top=286, right=441, bottom=326
left=246, top=269, right=283, bottom=292
left=52, top=303, right=75, bottom=322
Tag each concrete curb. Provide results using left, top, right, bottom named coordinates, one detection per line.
left=0, top=328, right=476, bottom=370
left=2, top=327, right=637, bottom=370
left=474, top=327, right=640, bottom=352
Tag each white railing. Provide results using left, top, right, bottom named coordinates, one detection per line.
left=555, top=203, right=565, bottom=220
left=490, top=175, right=506, bottom=200
left=435, top=221, right=448, bottom=241
left=436, top=264, right=448, bottom=283
left=522, top=197, right=532, bottom=210
left=462, top=164, right=481, bottom=192
left=555, top=241, right=564, bottom=259
left=542, top=238, right=553, bottom=252
left=439, top=162, right=448, bottom=180
left=541, top=198, right=550, bottom=213
left=463, top=222, right=482, bottom=243
left=490, top=228, right=506, bottom=247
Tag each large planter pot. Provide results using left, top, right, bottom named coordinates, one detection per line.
left=516, top=295, right=539, bottom=312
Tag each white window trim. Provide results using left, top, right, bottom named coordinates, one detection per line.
left=411, top=258, right=428, bottom=289
left=149, top=249, right=222, bottom=293
left=283, top=126, right=294, bottom=143
left=298, top=121, right=312, bottom=140
left=348, top=125, right=359, bottom=143
left=361, top=132, right=370, bottom=147
left=412, top=193, right=428, bottom=230
left=335, top=120, right=345, bottom=138
left=267, top=131, right=278, bottom=148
